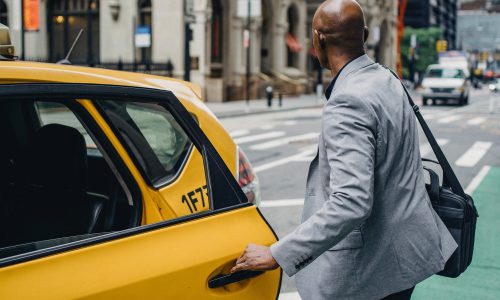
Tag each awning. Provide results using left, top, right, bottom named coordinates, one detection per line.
left=286, top=33, right=302, bottom=53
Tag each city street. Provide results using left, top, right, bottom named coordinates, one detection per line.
left=220, top=87, right=500, bottom=299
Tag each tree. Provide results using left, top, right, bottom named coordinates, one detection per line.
left=401, top=27, right=442, bottom=81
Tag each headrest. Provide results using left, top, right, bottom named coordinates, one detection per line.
left=27, top=124, right=87, bottom=190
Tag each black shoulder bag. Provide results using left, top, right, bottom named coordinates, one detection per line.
left=387, top=67, right=479, bottom=278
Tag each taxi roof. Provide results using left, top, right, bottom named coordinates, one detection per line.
left=0, top=60, right=204, bottom=107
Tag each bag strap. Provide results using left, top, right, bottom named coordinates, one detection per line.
left=384, top=67, right=467, bottom=198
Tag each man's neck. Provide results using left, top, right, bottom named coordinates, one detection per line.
left=328, top=49, right=365, bottom=77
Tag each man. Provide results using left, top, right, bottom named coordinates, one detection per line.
left=231, top=1, right=457, bottom=299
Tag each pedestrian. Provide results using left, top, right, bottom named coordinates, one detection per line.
left=230, top=1, right=457, bottom=299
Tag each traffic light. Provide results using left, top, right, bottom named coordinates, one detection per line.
left=436, top=40, right=447, bottom=53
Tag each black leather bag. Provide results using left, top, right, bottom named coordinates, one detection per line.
left=388, top=68, right=479, bottom=278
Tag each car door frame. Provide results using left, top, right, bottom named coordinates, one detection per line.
left=0, top=83, right=275, bottom=271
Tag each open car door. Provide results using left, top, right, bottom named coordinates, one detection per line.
left=0, top=84, right=281, bottom=299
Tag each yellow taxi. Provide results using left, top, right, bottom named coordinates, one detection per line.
left=0, top=24, right=281, bottom=299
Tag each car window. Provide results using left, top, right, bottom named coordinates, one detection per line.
left=0, top=100, right=135, bottom=260
left=426, top=68, right=464, bottom=79
left=36, top=101, right=97, bottom=149
left=98, top=101, right=193, bottom=186
left=126, top=103, right=190, bottom=173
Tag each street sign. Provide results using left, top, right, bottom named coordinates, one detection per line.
left=237, top=0, right=261, bottom=18
left=135, top=26, right=151, bottom=48
left=436, top=39, right=447, bottom=53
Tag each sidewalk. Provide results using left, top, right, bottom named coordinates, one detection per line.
left=206, top=90, right=423, bottom=119
left=206, top=94, right=323, bottom=118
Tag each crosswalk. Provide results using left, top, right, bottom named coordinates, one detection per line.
left=230, top=113, right=496, bottom=175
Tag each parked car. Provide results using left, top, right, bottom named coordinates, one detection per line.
left=0, top=24, right=280, bottom=299
left=420, top=64, right=470, bottom=106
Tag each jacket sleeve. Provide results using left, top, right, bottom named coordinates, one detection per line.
left=270, top=93, right=378, bottom=277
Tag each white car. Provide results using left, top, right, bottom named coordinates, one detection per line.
left=420, top=64, right=470, bottom=106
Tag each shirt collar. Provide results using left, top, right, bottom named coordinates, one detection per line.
left=324, top=55, right=363, bottom=100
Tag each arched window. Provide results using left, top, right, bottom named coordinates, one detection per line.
left=137, top=0, right=152, bottom=63
left=210, top=0, right=223, bottom=76
left=48, top=0, right=99, bottom=65
left=0, top=0, right=8, bottom=26
left=286, top=4, right=300, bottom=68
left=260, top=0, right=272, bottom=73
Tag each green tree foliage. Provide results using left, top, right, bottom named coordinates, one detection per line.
left=401, top=27, right=442, bottom=79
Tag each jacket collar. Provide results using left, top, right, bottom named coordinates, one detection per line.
left=329, top=54, right=375, bottom=97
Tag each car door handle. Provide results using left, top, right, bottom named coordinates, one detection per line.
left=208, top=270, right=264, bottom=288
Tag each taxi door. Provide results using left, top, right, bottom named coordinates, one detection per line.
left=0, top=84, right=281, bottom=299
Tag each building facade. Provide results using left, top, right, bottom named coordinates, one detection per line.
left=1, top=0, right=311, bottom=102
left=404, top=0, right=458, bottom=49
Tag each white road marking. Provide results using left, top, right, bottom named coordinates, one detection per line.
left=420, top=139, right=449, bottom=157
left=260, top=124, right=275, bottom=130
left=229, top=129, right=250, bottom=137
left=250, top=133, right=319, bottom=150
left=260, top=199, right=304, bottom=208
left=455, top=141, right=493, bottom=167
left=234, top=131, right=285, bottom=144
left=438, top=115, right=462, bottom=124
left=253, top=147, right=317, bottom=173
left=279, top=292, right=302, bottom=300
left=467, top=117, right=486, bottom=126
left=293, top=156, right=316, bottom=162
left=283, top=120, right=298, bottom=126
left=465, top=165, right=491, bottom=195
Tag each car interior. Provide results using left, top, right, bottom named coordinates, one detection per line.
left=0, top=100, right=137, bottom=259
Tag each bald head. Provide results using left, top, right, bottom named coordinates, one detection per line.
left=312, top=0, right=368, bottom=71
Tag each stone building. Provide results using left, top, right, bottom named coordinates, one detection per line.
left=1, top=0, right=311, bottom=102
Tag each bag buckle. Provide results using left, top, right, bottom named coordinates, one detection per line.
left=412, top=104, right=420, bottom=113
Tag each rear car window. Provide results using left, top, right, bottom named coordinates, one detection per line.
left=426, top=68, right=464, bottom=79
left=97, top=101, right=192, bottom=186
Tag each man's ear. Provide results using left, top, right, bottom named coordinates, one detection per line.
left=316, top=30, right=327, bottom=49
left=364, top=26, right=369, bottom=43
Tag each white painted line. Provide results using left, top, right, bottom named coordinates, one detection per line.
left=279, top=292, right=302, bottom=300
left=260, top=199, right=304, bottom=208
left=455, top=141, right=493, bottom=167
left=251, top=133, right=319, bottom=150
left=254, top=147, right=317, bottom=173
left=229, top=129, right=250, bottom=138
left=293, top=156, right=315, bottom=162
left=467, top=117, right=486, bottom=126
left=420, top=139, right=449, bottom=157
left=260, top=124, right=275, bottom=130
left=234, top=131, right=285, bottom=144
left=465, top=165, right=491, bottom=195
left=438, top=115, right=462, bottom=124
left=283, top=120, right=298, bottom=126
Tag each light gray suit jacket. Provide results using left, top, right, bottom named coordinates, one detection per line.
left=270, top=55, right=457, bottom=300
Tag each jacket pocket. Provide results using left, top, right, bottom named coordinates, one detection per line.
left=328, top=229, right=364, bottom=251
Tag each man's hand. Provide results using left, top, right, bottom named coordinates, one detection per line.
left=231, top=244, right=279, bottom=273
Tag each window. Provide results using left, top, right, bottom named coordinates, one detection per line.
left=426, top=68, right=465, bottom=79
left=48, top=0, right=100, bottom=64
left=0, top=99, right=135, bottom=259
left=0, top=1, right=8, bottom=26
left=36, top=101, right=97, bottom=149
left=98, top=101, right=193, bottom=186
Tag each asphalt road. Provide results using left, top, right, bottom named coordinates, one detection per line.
left=219, top=87, right=500, bottom=299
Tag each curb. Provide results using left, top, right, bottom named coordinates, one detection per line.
left=213, top=103, right=324, bottom=119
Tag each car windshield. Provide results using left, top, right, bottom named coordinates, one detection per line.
left=426, top=68, right=465, bottom=79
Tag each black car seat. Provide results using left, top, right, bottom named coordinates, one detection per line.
left=8, top=124, right=97, bottom=245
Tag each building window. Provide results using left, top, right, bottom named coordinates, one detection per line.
left=286, top=4, right=300, bottom=68
left=137, top=0, right=152, bottom=64
left=0, top=0, right=7, bottom=26
left=210, top=0, right=223, bottom=76
left=48, top=0, right=100, bottom=65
